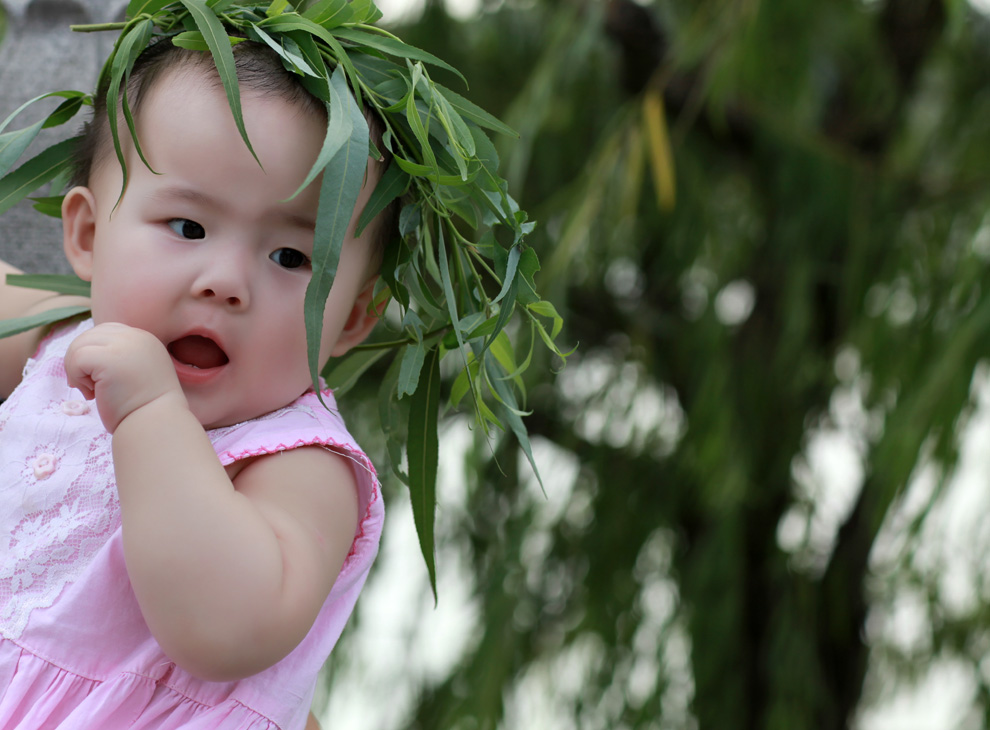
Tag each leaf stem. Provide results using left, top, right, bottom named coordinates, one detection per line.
left=71, top=22, right=129, bottom=32
left=351, top=325, right=450, bottom=351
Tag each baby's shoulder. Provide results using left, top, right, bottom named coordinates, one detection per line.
left=210, top=389, right=379, bottom=508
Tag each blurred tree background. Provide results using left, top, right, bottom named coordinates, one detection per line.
left=322, top=0, right=990, bottom=728
left=3, top=0, right=988, bottom=727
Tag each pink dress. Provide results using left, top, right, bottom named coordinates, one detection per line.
left=0, top=319, right=384, bottom=729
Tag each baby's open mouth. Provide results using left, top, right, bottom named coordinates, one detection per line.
left=167, top=335, right=229, bottom=370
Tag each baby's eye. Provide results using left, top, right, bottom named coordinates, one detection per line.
left=167, top=219, right=206, bottom=240
left=269, top=248, right=310, bottom=270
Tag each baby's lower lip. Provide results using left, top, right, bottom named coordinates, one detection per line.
left=170, top=355, right=226, bottom=385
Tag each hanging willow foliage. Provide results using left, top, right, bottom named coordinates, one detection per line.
left=0, top=0, right=568, bottom=595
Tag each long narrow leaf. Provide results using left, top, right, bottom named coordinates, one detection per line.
left=258, top=16, right=361, bottom=103
left=332, top=28, right=467, bottom=86
left=346, top=0, right=383, bottom=24
left=321, top=346, right=389, bottom=397
left=303, top=86, right=369, bottom=396
left=406, top=345, right=440, bottom=600
left=434, top=83, right=518, bottom=137
left=6, top=274, right=92, bottom=297
left=288, top=65, right=353, bottom=201
left=355, top=161, right=409, bottom=235
left=484, top=356, right=545, bottom=495
left=492, top=244, right=521, bottom=305
left=398, top=337, right=426, bottom=397
left=0, top=120, right=45, bottom=179
left=30, top=196, right=66, bottom=218
left=125, top=0, right=173, bottom=17
left=42, top=96, right=86, bottom=130
left=301, top=0, right=352, bottom=28
left=106, top=19, right=154, bottom=198
left=0, top=137, right=78, bottom=216
left=179, top=0, right=259, bottom=164
left=0, top=306, right=91, bottom=340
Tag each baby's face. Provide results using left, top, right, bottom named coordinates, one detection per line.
left=66, top=65, right=379, bottom=428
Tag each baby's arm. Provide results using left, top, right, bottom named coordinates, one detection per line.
left=0, top=259, right=89, bottom=397
left=65, top=323, right=359, bottom=681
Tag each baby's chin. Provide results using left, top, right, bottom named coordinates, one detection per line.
left=185, top=386, right=313, bottom=431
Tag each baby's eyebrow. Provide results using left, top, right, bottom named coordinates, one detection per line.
left=151, top=185, right=217, bottom=208
left=150, top=185, right=316, bottom=231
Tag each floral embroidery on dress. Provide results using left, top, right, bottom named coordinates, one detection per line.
left=0, top=321, right=120, bottom=640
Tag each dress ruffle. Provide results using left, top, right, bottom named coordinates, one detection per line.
left=0, top=636, right=279, bottom=729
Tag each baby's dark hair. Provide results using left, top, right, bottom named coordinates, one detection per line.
left=71, top=37, right=399, bottom=264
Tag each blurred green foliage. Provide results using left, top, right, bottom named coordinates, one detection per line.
left=326, top=0, right=990, bottom=728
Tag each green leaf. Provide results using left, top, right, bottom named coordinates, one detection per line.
left=0, top=91, right=88, bottom=138
left=434, top=83, right=518, bottom=137
left=0, top=120, right=45, bottom=179
left=248, top=24, right=288, bottom=58
left=259, top=13, right=338, bottom=44
left=393, top=155, right=475, bottom=186
left=379, top=351, right=409, bottom=483
left=351, top=54, right=402, bottom=94
left=332, top=28, right=467, bottom=86
left=178, top=0, right=259, bottom=164
left=258, top=15, right=362, bottom=101
left=249, top=26, right=318, bottom=77
left=355, top=161, right=409, bottom=236
left=279, top=34, right=319, bottom=76
left=406, top=345, right=440, bottom=600
left=0, top=137, right=78, bottom=216
left=433, top=88, right=476, bottom=161
left=125, top=0, right=173, bottom=18
left=106, top=18, right=154, bottom=200
left=173, top=30, right=248, bottom=51
left=6, top=273, right=92, bottom=297
left=301, top=0, right=352, bottom=28
left=449, top=351, right=477, bottom=407
left=484, top=356, right=544, bottom=495
left=346, top=0, right=383, bottom=24
left=465, top=314, right=499, bottom=341
left=172, top=30, right=211, bottom=51
left=492, top=244, right=521, bottom=305
left=290, top=30, right=332, bottom=98
left=30, top=196, right=66, bottom=218
left=304, top=85, right=370, bottom=398
left=380, top=234, right=410, bottom=309
left=398, top=337, right=426, bottom=397
left=489, top=329, right=521, bottom=383
left=528, top=299, right=564, bottom=339
left=516, top=247, right=542, bottom=305
left=266, top=0, right=290, bottom=17
left=321, top=345, right=390, bottom=397
left=289, top=65, right=354, bottom=201
left=0, top=305, right=91, bottom=340
left=42, top=96, right=86, bottom=130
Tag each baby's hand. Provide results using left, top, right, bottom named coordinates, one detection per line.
left=64, top=323, right=187, bottom=433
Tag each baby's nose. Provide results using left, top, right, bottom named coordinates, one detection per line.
left=192, top=255, right=251, bottom=308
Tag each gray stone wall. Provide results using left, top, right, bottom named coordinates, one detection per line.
left=0, top=0, right=122, bottom=273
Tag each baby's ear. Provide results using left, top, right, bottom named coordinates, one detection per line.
left=329, top=277, right=385, bottom=358
left=61, top=186, right=98, bottom=281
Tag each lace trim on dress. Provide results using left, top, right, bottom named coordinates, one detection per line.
left=0, top=324, right=119, bottom=640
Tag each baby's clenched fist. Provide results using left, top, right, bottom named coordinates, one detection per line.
left=64, top=323, right=188, bottom=433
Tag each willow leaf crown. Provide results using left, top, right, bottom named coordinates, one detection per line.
left=0, top=0, right=568, bottom=591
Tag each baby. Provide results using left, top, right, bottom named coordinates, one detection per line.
left=0, top=34, right=390, bottom=730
